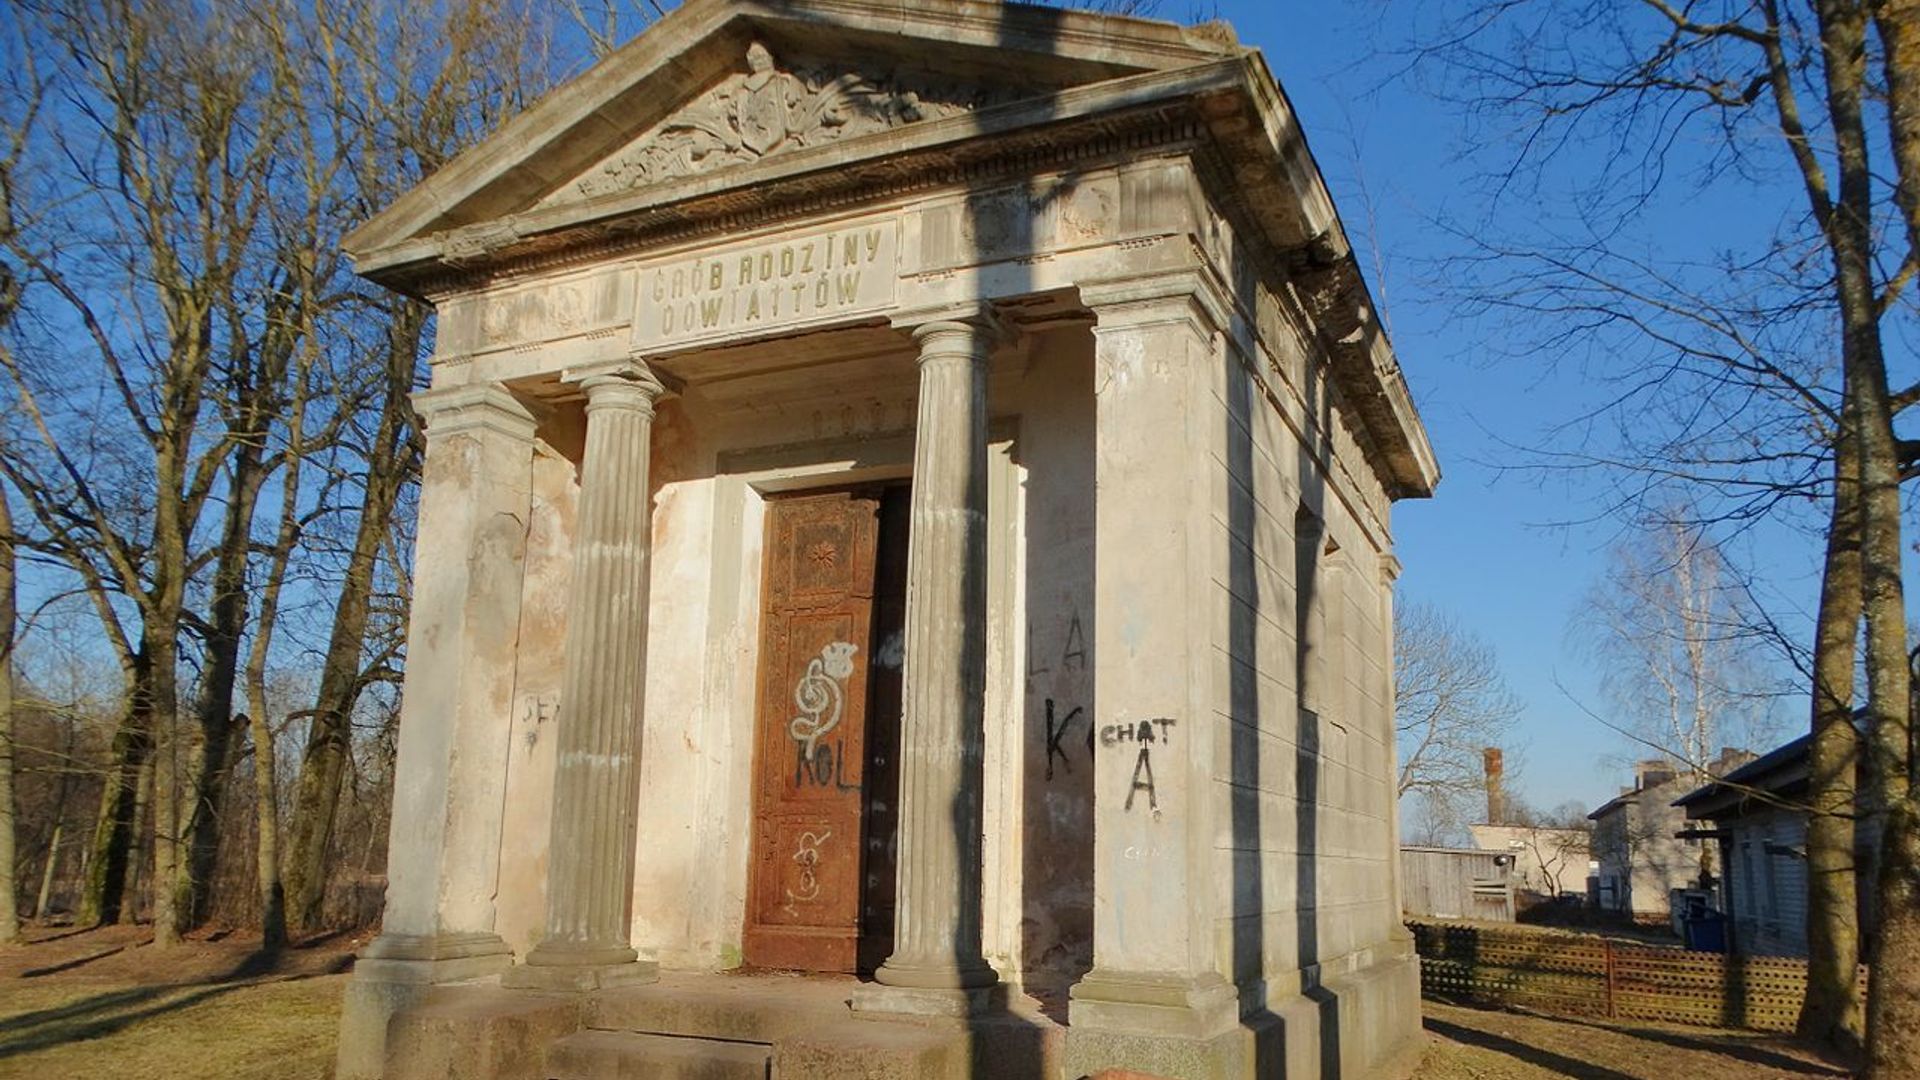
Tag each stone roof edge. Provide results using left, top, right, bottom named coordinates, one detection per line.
left=343, top=0, right=1237, bottom=258
left=1226, top=49, right=1439, bottom=499
left=351, top=59, right=1249, bottom=281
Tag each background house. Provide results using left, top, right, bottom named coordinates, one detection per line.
left=1675, top=733, right=1881, bottom=957
left=1468, top=822, right=1592, bottom=900
left=1467, top=746, right=1593, bottom=902
left=1589, top=751, right=1751, bottom=919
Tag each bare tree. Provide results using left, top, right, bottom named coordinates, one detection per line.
left=1579, top=518, right=1790, bottom=775
left=1393, top=1, right=1915, bottom=1061
left=1502, top=800, right=1593, bottom=897
left=0, top=491, right=16, bottom=943
left=1395, top=601, right=1525, bottom=829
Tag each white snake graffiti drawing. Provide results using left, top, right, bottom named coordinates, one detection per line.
left=782, top=828, right=832, bottom=915
left=788, top=641, right=858, bottom=758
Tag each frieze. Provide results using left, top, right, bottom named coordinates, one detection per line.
left=632, top=219, right=899, bottom=351
left=439, top=272, right=630, bottom=361
left=565, top=43, right=1034, bottom=199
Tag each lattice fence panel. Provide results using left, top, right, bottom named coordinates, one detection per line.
left=1406, top=919, right=1867, bottom=1035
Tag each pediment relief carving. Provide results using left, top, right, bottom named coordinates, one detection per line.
left=556, top=43, right=1038, bottom=202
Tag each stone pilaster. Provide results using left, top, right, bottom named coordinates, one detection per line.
left=510, top=358, right=666, bottom=991
left=336, top=381, right=536, bottom=1080
left=858, top=308, right=1002, bottom=1012
left=1066, top=275, right=1242, bottom=1076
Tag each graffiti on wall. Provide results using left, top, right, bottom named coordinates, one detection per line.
left=519, top=694, right=557, bottom=750
left=1099, top=718, right=1177, bottom=813
left=782, top=828, right=833, bottom=916
left=1030, top=612, right=1090, bottom=780
left=788, top=641, right=860, bottom=790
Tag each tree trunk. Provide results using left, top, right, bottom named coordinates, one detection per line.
left=179, top=441, right=268, bottom=928
left=33, top=821, right=61, bottom=921
left=1813, top=3, right=1917, bottom=1072
left=249, top=709, right=285, bottom=948
left=1799, top=390, right=1866, bottom=1052
left=284, top=310, right=423, bottom=931
left=79, top=656, right=151, bottom=927
left=149, top=634, right=183, bottom=946
left=0, top=493, right=16, bottom=943
left=117, top=748, right=152, bottom=925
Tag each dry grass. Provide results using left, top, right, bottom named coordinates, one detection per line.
left=0, top=924, right=360, bottom=1080
left=1416, top=998, right=1852, bottom=1080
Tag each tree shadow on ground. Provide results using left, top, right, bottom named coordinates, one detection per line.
left=0, top=983, right=247, bottom=1059
left=1544, top=1012, right=1848, bottom=1076
left=0, top=947, right=349, bottom=1060
left=22, top=942, right=140, bottom=978
left=1423, top=1016, right=1643, bottom=1080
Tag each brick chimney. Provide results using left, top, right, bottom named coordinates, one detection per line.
left=1484, top=747, right=1505, bottom=824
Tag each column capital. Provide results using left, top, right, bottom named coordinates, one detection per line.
left=410, top=382, right=538, bottom=442
left=891, top=302, right=1010, bottom=356
left=1077, top=269, right=1232, bottom=335
left=563, top=357, right=671, bottom=414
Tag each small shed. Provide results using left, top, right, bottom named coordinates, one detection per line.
left=1401, top=845, right=1516, bottom=922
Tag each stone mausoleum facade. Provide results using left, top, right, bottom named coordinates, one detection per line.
left=335, top=2, right=1439, bottom=1077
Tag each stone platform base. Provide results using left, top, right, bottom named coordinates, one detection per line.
left=354, top=970, right=1065, bottom=1080
left=343, top=950, right=1417, bottom=1079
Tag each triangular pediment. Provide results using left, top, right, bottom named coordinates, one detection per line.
left=343, top=0, right=1244, bottom=272
left=546, top=42, right=1055, bottom=207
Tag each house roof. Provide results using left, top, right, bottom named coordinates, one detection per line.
left=1673, top=734, right=1811, bottom=819
left=1587, top=792, right=1634, bottom=821
left=342, top=0, right=1440, bottom=498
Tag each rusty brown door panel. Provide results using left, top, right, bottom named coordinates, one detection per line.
left=744, top=490, right=879, bottom=972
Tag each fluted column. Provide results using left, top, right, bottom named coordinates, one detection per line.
left=869, top=310, right=1001, bottom=997
left=513, top=358, right=665, bottom=990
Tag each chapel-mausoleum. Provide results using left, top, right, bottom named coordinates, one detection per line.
left=336, top=2, right=1439, bottom=1077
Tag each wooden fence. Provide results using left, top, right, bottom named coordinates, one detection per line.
left=1408, top=920, right=1867, bottom=1033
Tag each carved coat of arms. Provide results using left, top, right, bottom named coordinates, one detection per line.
left=737, top=43, right=791, bottom=154
left=567, top=43, right=1031, bottom=198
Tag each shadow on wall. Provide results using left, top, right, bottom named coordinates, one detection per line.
left=949, top=2, right=1070, bottom=1076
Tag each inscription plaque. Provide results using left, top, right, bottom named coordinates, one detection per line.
left=633, top=220, right=898, bottom=350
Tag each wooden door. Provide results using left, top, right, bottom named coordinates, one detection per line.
left=744, top=490, right=881, bottom=971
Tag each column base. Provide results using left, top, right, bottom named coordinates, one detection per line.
left=1067, top=969, right=1238, bottom=1036
left=336, top=933, right=514, bottom=1080
left=361, top=930, right=514, bottom=968
left=502, top=941, right=657, bottom=992
left=1064, top=970, right=1246, bottom=1080
left=871, top=955, right=1000, bottom=991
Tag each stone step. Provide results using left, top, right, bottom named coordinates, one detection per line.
left=546, top=1029, right=771, bottom=1080
left=771, top=1017, right=967, bottom=1080
left=587, top=973, right=856, bottom=1043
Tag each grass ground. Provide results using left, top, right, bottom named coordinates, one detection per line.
left=0, top=923, right=359, bottom=1080
left=1415, top=998, right=1851, bottom=1079
left=0, top=926, right=1859, bottom=1079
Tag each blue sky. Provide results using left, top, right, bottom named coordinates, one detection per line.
left=1224, top=1, right=1830, bottom=815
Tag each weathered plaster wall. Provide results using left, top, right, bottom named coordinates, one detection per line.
left=494, top=441, right=578, bottom=955
left=1001, top=325, right=1098, bottom=993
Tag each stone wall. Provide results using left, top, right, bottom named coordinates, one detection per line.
left=1203, top=310, right=1398, bottom=989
